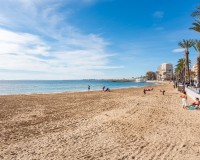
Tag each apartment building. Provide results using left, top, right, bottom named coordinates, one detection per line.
left=157, top=63, right=173, bottom=80
left=192, top=62, right=198, bottom=76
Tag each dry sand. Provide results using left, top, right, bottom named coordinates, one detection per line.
left=1, top=83, right=200, bottom=160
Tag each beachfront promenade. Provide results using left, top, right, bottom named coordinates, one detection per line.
left=1, top=83, right=200, bottom=159
left=185, top=86, right=200, bottom=100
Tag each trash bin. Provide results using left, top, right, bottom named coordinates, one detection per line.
left=178, top=85, right=185, bottom=92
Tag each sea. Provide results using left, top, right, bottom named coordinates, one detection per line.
left=0, top=80, right=155, bottom=95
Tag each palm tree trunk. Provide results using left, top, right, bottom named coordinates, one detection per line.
left=197, top=54, right=200, bottom=86
left=181, top=68, right=185, bottom=82
left=185, top=51, right=190, bottom=82
left=182, top=66, right=185, bottom=82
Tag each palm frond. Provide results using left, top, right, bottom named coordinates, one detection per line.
left=193, top=40, right=200, bottom=52
left=191, top=6, right=200, bottom=17
left=190, top=20, right=200, bottom=33
left=191, top=11, right=200, bottom=17
left=178, top=39, right=195, bottom=50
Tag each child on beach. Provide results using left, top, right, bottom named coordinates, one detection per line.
left=180, top=91, right=187, bottom=109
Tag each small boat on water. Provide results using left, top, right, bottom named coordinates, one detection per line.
left=135, top=78, right=146, bottom=82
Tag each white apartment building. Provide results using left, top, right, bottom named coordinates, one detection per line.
left=157, top=63, right=173, bottom=80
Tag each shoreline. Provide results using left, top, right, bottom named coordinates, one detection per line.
left=0, top=82, right=158, bottom=96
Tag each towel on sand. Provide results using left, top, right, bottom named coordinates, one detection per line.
left=187, top=106, right=200, bottom=110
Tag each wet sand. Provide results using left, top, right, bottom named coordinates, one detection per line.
left=1, top=83, right=200, bottom=160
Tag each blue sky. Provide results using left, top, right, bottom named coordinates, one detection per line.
left=0, top=0, right=200, bottom=80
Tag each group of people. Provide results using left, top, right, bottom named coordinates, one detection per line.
left=87, top=85, right=111, bottom=92
left=103, top=86, right=110, bottom=92
left=174, top=79, right=199, bottom=88
left=143, top=88, right=165, bottom=95
left=180, top=91, right=200, bottom=109
left=143, top=88, right=153, bottom=94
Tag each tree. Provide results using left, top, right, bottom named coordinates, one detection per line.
left=191, top=6, right=200, bottom=85
left=175, top=58, right=185, bottom=82
left=175, top=58, right=192, bottom=82
left=191, top=6, right=200, bottom=32
left=193, top=40, right=200, bottom=85
left=178, top=39, right=194, bottom=82
left=145, top=71, right=156, bottom=80
left=191, top=6, right=200, bottom=18
left=191, top=20, right=200, bottom=33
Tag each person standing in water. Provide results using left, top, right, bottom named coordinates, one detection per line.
left=88, top=85, right=90, bottom=91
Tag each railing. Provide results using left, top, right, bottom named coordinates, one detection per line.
left=185, top=87, right=200, bottom=100
left=186, top=86, right=200, bottom=94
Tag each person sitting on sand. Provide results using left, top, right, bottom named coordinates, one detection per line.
left=144, top=88, right=153, bottom=91
left=104, top=88, right=111, bottom=92
left=160, top=90, right=165, bottom=95
left=180, top=91, right=187, bottom=109
left=143, top=88, right=153, bottom=95
left=187, top=97, right=200, bottom=109
left=143, top=88, right=153, bottom=94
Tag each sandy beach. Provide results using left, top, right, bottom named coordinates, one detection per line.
left=1, top=83, right=200, bottom=160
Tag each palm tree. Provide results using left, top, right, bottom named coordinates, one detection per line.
left=191, top=6, right=200, bottom=34
left=175, top=58, right=192, bottom=82
left=191, top=20, right=200, bottom=33
left=193, top=40, right=200, bottom=85
left=175, top=58, right=185, bottom=82
left=178, top=39, right=194, bottom=82
left=191, top=6, right=200, bottom=18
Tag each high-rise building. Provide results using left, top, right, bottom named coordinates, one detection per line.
left=192, top=62, right=198, bottom=76
left=157, top=63, right=173, bottom=80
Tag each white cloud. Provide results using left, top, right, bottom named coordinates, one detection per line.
left=153, top=11, right=164, bottom=18
left=0, top=1, right=121, bottom=79
left=172, top=48, right=185, bottom=53
left=0, top=27, right=121, bottom=79
left=0, top=29, right=40, bottom=45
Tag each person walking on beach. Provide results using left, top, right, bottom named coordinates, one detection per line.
left=103, top=86, right=105, bottom=91
left=88, top=85, right=90, bottom=91
left=180, top=91, right=187, bottom=109
left=143, top=89, right=146, bottom=95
